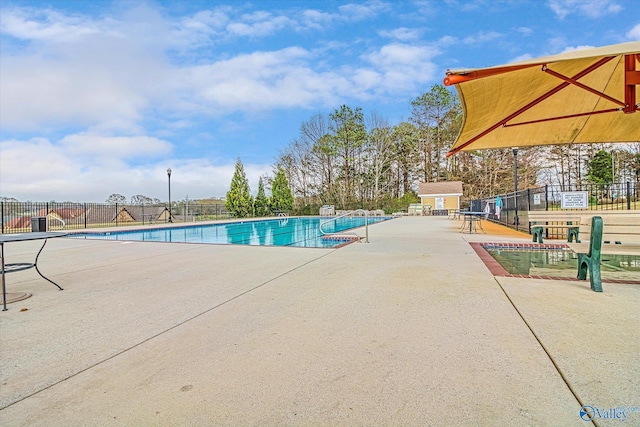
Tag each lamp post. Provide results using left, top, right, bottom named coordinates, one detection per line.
left=513, top=148, right=519, bottom=227
left=167, top=168, right=173, bottom=223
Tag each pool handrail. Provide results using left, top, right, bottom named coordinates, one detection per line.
left=47, top=214, right=66, bottom=229
left=319, top=209, right=369, bottom=243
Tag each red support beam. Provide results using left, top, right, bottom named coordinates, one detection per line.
left=443, top=64, right=538, bottom=86
left=624, top=54, right=639, bottom=113
left=503, top=108, right=620, bottom=128
left=543, top=66, right=625, bottom=107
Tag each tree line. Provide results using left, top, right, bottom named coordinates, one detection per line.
left=105, top=194, right=162, bottom=205
left=275, top=84, right=640, bottom=213
left=104, top=83, right=640, bottom=215
left=225, top=158, right=294, bottom=218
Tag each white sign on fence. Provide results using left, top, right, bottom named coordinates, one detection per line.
left=561, top=191, right=588, bottom=209
left=533, top=194, right=541, bottom=205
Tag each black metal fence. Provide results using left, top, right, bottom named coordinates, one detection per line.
left=472, top=181, right=640, bottom=234
left=1, top=201, right=232, bottom=234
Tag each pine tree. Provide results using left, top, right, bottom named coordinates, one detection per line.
left=254, top=177, right=271, bottom=217
left=271, top=168, right=294, bottom=213
left=587, top=150, right=613, bottom=184
left=226, top=158, right=253, bottom=218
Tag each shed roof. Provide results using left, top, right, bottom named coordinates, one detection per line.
left=418, top=181, right=463, bottom=196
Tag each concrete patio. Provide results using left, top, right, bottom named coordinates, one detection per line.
left=1, top=216, right=638, bottom=426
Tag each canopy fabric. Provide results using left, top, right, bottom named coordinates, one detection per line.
left=445, top=41, right=640, bottom=157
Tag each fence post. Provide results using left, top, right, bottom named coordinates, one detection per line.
left=1, top=201, right=4, bottom=234
left=115, top=203, right=119, bottom=227
left=627, top=181, right=631, bottom=210
left=545, top=185, right=549, bottom=211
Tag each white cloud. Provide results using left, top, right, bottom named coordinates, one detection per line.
left=437, top=35, right=457, bottom=46
left=59, top=134, right=173, bottom=159
left=1, top=138, right=76, bottom=182
left=443, top=0, right=485, bottom=13
left=0, top=137, right=271, bottom=201
left=0, top=6, right=170, bottom=133
left=546, top=36, right=569, bottom=54
left=300, top=9, right=335, bottom=29
left=172, top=9, right=230, bottom=48
left=516, top=27, right=533, bottom=36
left=362, top=43, right=439, bottom=92
left=509, top=53, right=534, bottom=63
left=226, top=11, right=294, bottom=37
left=378, top=27, right=423, bottom=41
left=0, top=4, right=429, bottom=136
left=338, top=1, right=389, bottom=21
left=560, top=44, right=597, bottom=53
left=462, top=31, right=502, bottom=45
left=171, top=40, right=441, bottom=112
left=627, top=23, right=640, bottom=40
left=0, top=52, right=153, bottom=132
left=180, top=47, right=341, bottom=110
left=547, top=0, right=623, bottom=19
left=0, top=6, right=100, bottom=42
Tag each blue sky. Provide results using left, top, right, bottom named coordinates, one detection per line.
left=1, top=0, right=639, bottom=202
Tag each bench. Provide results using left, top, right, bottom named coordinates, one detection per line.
left=528, top=211, right=582, bottom=243
left=528, top=210, right=639, bottom=244
left=568, top=214, right=640, bottom=292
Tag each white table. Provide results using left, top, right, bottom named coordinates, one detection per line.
left=460, top=212, right=486, bottom=234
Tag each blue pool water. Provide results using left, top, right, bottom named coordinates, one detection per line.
left=70, top=216, right=392, bottom=248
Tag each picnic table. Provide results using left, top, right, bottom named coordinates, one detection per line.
left=460, top=212, right=486, bottom=234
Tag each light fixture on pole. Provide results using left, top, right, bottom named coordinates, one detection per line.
left=513, top=148, right=519, bottom=227
left=167, top=168, right=173, bottom=223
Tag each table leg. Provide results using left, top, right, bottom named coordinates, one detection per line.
left=34, top=239, right=63, bottom=291
left=477, top=218, right=485, bottom=234
left=460, top=216, right=468, bottom=232
left=2, top=243, right=6, bottom=311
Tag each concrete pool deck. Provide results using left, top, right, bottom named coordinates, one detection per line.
left=0, top=216, right=638, bottom=426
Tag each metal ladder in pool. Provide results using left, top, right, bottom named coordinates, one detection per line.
left=319, top=209, right=369, bottom=243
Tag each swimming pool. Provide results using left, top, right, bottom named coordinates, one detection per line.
left=472, top=242, right=640, bottom=284
left=70, top=216, right=393, bottom=248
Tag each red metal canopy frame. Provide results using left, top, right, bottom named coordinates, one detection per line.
left=445, top=53, right=640, bottom=157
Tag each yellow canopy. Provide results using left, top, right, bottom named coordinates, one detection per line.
left=445, top=41, right=640, bottom=157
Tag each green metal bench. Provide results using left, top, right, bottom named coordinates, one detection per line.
left=528, top=210, right=640, bottom=244
left=570, top=214, right=640, bottom=292
left=528, top=211, right=582, bottom=244
left=575, top=217, right=604, bottom=292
